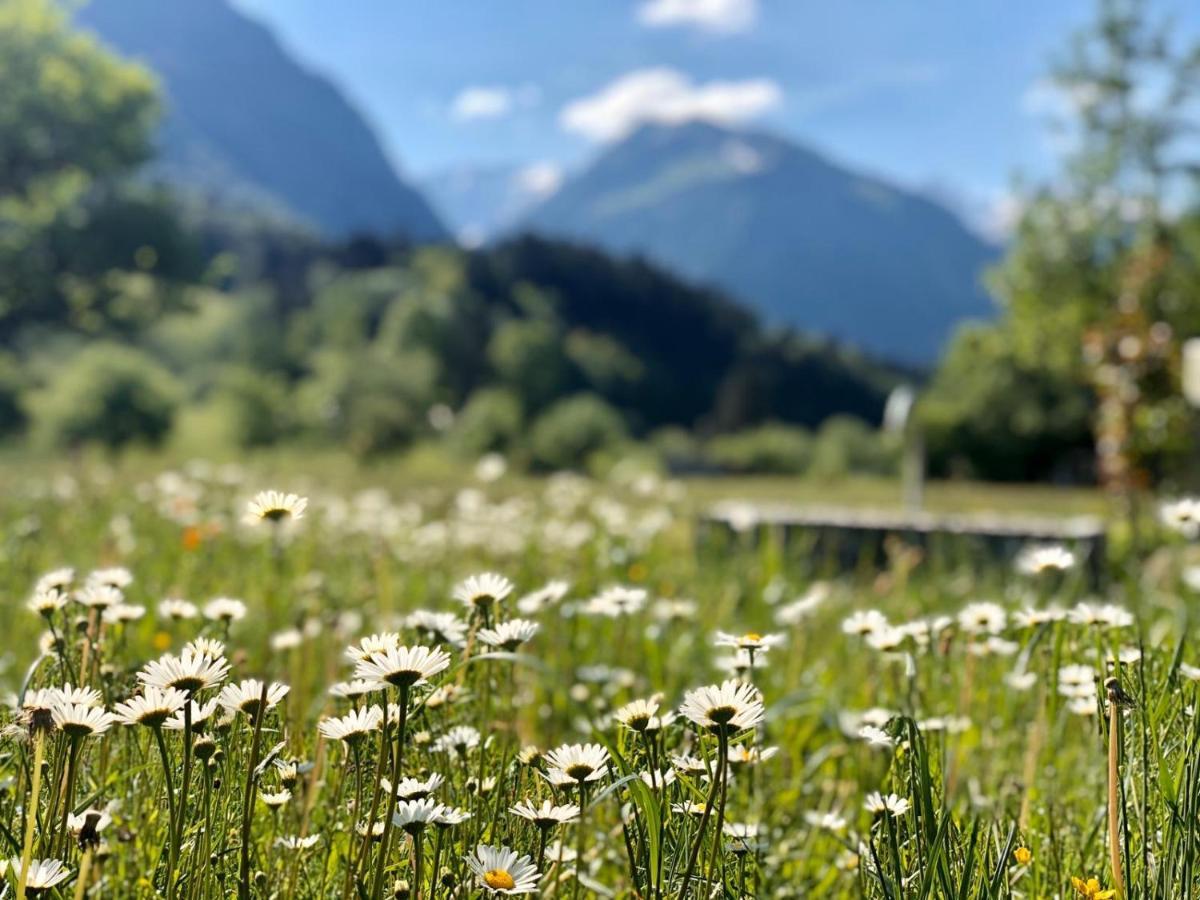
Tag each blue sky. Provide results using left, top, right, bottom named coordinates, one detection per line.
left=229, top=0, right=1198, bottom=235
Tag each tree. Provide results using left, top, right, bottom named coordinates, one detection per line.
left=928, top=0, right=1200, bottom=486
left=0, top=0, right=159, bottom=337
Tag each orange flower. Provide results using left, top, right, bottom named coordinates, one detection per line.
left=181, top=526, right=202, bottom=551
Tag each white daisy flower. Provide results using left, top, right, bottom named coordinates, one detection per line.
left=203, top=597, right=247, bottom=623
left=516, top=580, right=570, bottom=615
left=53, top=703, right=116, bottom=738
left=276, top=834, right=320, bottom=849
left=7, top=858, right=71, bottom=892
left=679, top=680, right=765, bottom=734
left=138, top=649, right=230, bottom=694
left=714, top=630, right=785, bottom=652
left=543, top=743, right=610, bottom=784
left=1015, top=544, right=1076, bottom=575
left=392, top=798, right=447, bottom=834
left=842, top=610, right=888, bottom=637
left=406, top=612, right=468, bottom=647
left=114, top=686, right=189, bottom=727
left=510, top=799, right=580, bottom=828
left=864, top=791, right=910, bottom=818
left=434, top=725, right=482, bottom=755
left=246, top=490, right=308, bottom=524
left=583, top=586, right=647, bottom=617
left=345, top=633, right=402, bottom=664
left=318, top=706, right=384, bottom=744
left=217, top=680, right=290, bottom=718
left=158, top=598, right=198, bottom=620
left=478, top=619, right=540, bottom=651
left=464, top=844, right=541, bottom=895
left=453, top=573, right=514, bottom=612
left=354, top=645, right=451, bottom=689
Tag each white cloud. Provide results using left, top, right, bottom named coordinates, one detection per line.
left=515, top=162, right=564, bottom=198
left=560, top=67, right=781, bottom=142
left=637, top=0, right=757, bottom=33
left=450, top=86, right=513, bottom=121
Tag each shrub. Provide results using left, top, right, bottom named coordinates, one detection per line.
left=529, top=393, right=627, bottom=471
left=210, top=366, right=294, bottom=448
left=808, top=415, right=898, bottom=479
left=451, top=388, right=524, bottom=457
left=33, top=343, right=181, bottom=449
left=706, top=423, right=812, bottom=475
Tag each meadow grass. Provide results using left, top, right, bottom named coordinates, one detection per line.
left=0, top=458, right=1193, bottom=898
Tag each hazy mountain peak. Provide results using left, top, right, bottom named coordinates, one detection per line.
left=75, top=0, right=446, bottom=241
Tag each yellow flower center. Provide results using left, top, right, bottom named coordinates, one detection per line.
left=743, top=632, right=762, bottom=642
left=484, top=869, right=516, bottom=891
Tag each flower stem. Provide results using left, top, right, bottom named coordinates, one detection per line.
left=238, top=681, right=270, bottom=900
left=1107, top=687, right=1126, bottom=898
left=371, top=683, right=409, bottom=900
left=16, top=729, right=46, bottom=900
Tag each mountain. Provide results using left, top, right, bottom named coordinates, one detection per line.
left=421, top=163, right=564, bottom=247
left=521, top=121, right=997, bottom=364
left=74, top=0, right=446, bottom=242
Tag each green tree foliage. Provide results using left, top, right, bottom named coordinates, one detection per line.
left=487, top=318, right=572, bottom=413
left=0, top=0, right=163, bottom=337
left=707, top=423, right=813, bottom=475
left=33, top=342, right=180, bottom=448
left=450, top=388, right=524, bottom=457
left=926, top=0, right=1200, bottom=483
left=529, top=393, right=628, bottom=471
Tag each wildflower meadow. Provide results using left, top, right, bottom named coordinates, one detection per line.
left=1, top=461, right=1199, bottom=898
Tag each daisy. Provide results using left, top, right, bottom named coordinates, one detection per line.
left=727, top=744, right=778, bottom=765
left=185, top=637, right=227, bottom=659
left=203, top=597, right=247, bottom=623
left=804, top=810, right=848, bottom=832
left=1016, top=544, right=1077, bottom=575
left=465, top=844, right=541, bottom=895
left=158, top=598, right=198, bottom=620
left=53, top=684, right=104, bottom=707
left=27, top=590, right=68, bottom=616
left=842, top=610, right=888, bottom=637
left=354, top=645, right=451, bottom=689
left=217, top=680, right=290, bottom=718
left=276, top=834, right=320, bottom=849
left=88, top=567, right=132, bottom=590
left=271, top=629, right=303, bottom=651
left=510, top=799, right=580, bottom=828
left=246, top=490, right=308, bottom=524
left=139, top=649, right=230, bottom=694
left=1161, top=498, right=1200, bottom=538
left=1179, top=663, right=1200, bottom=681
left=478, top=619, right=540, bottom=651
left=864, top=792, right=910, bottom=818
left=436, top=806, right=472, bottom=827
left=714, top=631, right=785, bottom=652
left=858, top=725, right=895, bottom=749
left=453, top=573, right=514, bottom=613
left=329, top=679, right=379, bottom=699
left=957, top=602, right=1007, bottom=635
left=75, top=583, right=122, bottom=610
left=103, top=603, right=145, bottom=624
left=583, top=586, right=647, bottom=617
left=640, top=768, right=677, bottom=789
left=614, top=697, right=663, bottom=733
left=163, top=698, right=219, bottom=732
left=7, top=858, right=71, bottom=893
left=1012, top=606, right=1066, bottom=628
left=260, top=790, right=292, bottom=809
left=318, top=706, right=384, bottom=744
left=679, top=680, right=765, bottom=734
left=53, top=703, right=116, bottom=739
left=34, top=568, right=74, bottom=595
left=114, top=686, right=189, bottom=727
left=1068, top=602, right=1133, bottom=628
left=516, top=580, right=570, bottom=615
left=344, top=633, right=402, bottom=664
left=383, top=773, right=445, bottom=800
left=406, top=612, right=468, bottom=647
left=392, top=798, right=447, bottom=834
left=543, top=743, right=610, bottom=784
left=434, top=725, right=481, bottom=755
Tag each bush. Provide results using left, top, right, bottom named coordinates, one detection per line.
left=809, top=415, right=898, bottom=479
left=451, top=388, right=524, bottom=457
left=297, top=349, right=437, bottom=456
left=210, top=366, right=294, bottom=448
left=529, top=393, right=627, bottom=471
left=707, top=423, right=812, bottom=474
left=0, top=353, right=27, bottom=438
left=33, top=343, right=181, bottom=449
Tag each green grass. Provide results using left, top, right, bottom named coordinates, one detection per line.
left=0, top=458, right=1189, bottom=898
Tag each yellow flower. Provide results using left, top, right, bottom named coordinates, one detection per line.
left=1013, top=846, right=1032, bottom=866
left=1071, top=876, right=1116, bottom=899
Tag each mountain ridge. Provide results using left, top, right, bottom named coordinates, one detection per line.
left=519, top=120, right=997, bottom=364
left=74, top=0, right=447, bottom=241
